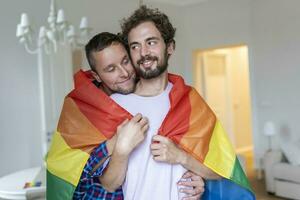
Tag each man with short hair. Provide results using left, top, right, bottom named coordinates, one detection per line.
left=85, top=32, right=137, bottom=96
left=68, top=32, right=206, bottom=199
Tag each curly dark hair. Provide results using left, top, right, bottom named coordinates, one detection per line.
left=121, top=5, right=176, bottom=47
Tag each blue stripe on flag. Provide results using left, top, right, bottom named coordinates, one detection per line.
left=202, top=178, right=256, bottom=200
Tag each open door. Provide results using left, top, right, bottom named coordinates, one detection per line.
left=193, top=45, right=254, bottom=174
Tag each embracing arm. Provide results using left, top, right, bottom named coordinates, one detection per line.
left=98, top=148, right=130, bottom=192
left=178, top=148, right=221, bottom=180
left=151, top=135, right=221, bottom=180
left=98, top=114, right=149, bottom=192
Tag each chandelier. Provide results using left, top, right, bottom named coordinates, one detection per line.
left=16, top=0, right=92, bottom=54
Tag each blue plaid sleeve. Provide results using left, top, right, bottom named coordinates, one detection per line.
left=73, top=141, right=124, bottom=200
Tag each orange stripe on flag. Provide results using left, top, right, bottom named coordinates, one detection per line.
left=57, top=97, right=107, bottom=153
left=179, top=88, right=216, bottom=162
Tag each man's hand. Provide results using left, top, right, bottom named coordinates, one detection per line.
left=151, top=135, right=221, bottom=180
left=115, top=113, right=149, bottom=156
left=178, top=171, right=205, bottom=200
left=99, top=114, right=149, bottom=192
left=150, top=135, right=184, bottom=164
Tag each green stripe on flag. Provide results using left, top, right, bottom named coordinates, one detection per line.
left=47, top=170, right=75, bottom=200
left=230, top=156, right=252, bottom=192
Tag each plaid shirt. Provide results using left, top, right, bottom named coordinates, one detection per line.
left=73, top=141, right=124, bottom=200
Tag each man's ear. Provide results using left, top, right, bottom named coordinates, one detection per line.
left=167, top=41, right=175, bottom=56
left=91, top=70, right=102, bottom=82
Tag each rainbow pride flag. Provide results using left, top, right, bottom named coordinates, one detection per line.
left=46, top=70, right=255, bottom=199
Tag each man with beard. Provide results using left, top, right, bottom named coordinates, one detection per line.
left=97, top=6, right=221, bottom=200
left=71, top=32, right=208, bottom=200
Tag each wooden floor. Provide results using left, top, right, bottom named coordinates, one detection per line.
left=240, top=151, right=287, bottom=200
left=248, top=173, right=285, bottom=200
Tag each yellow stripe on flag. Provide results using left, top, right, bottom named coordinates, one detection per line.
left=178, top=89, right=216, bottom=162
left=47, top=131, right=89, bottom=186
left=204, top=120, right=236, bottom=178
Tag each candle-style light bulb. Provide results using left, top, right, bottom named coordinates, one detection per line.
left=79, top=17, right=88, bottom=30
left=57, top=9, right=65, bottom=24
left=16, top=24, right=24, bottom=37
left=20, top=13, right=30, bottom=28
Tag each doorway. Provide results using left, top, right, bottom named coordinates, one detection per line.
left=193, top=45, right=254, bottom=174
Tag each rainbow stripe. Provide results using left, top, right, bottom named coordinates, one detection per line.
left=46, top=70, right=255, bottom=199
left=159, top=75, right=254, bottom=199
left=46, top=71, right=130, bottom=199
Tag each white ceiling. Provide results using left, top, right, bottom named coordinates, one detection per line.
left=144, top=0, right=208, bottom=6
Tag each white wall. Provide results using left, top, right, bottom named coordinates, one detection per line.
left=0, top=0, right=48, bottom=177
left=250, top=0, right=300, bottom=164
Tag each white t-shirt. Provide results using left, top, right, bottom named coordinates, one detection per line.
left=111, top=82, right=186, bottom=200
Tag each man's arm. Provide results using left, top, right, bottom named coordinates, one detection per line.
left=106, top=134, right=117, bottom=155
left=99, top=114, right=149, bottom=192
left=74, top=141, right=114, bottom=199
left=151, top=135, right=221, bottom=180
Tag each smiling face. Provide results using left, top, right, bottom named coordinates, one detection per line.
left=128, top=21, right=174, bottom=79
left=92, top=42, right=136, bottom=94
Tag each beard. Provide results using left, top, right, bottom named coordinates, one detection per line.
left=115, top=85, right=136, bottom=94
left=135, top=49, right=169, bottom=79
left=114, top=74, right=137, bottom=94
left=115, top=83, right=136, bottom=94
